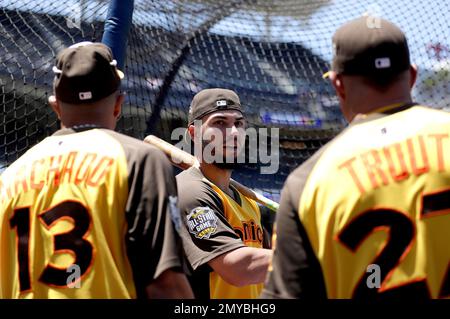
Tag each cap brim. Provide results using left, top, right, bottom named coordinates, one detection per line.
left=322, top=71, right=331, bottom=79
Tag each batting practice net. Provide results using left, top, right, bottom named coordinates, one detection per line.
left=1, top=0, right=450, bottom=202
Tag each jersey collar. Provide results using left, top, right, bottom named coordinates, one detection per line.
left=52, top=125, right=106, bottom=136
left=367, top=102, right=418, bottom=115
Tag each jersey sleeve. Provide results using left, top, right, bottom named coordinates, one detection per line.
left=261, top=162, right=327, bottom=299
left=124, top=147, right=185, bottom=297
left=176, top=172, right=245, bottom=270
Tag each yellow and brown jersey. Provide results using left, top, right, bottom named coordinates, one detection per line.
left=262, top=105, right=450, bottom=299
left=0, top=127, right=183, bottom=299
left=176, top=167, right=267, bottom=299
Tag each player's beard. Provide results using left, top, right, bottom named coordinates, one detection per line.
left=201, top=138, right=244, bottom=171
left=214, top=161, right=242, bottom=170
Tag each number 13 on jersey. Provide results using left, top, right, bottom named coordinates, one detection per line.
left=8, top=200, right=93, bottom=293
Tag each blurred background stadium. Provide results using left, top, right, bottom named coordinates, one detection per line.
left=1, top=0, right=449, bottom=205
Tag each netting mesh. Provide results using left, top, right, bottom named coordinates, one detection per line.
left=1, top=0, right=450, bottom=202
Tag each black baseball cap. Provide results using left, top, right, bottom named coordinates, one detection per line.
left=323, top=16, right=410, bottom=79
left=188, top=88, right=243, bottom=125
left=53, top=41, right=124, bottom=104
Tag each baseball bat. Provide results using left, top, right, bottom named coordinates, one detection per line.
left=144, top=135, right=279, bottom=212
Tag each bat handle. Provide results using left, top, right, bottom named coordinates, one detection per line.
left=230, top=179, right=279, bottom=212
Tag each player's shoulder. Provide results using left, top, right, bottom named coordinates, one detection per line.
left=176, top=167, right=216, bottom=194
left=0, top=137, right=48, bottom=177
left=176, top=167, right=223, bottom=211
left=412, top=105, right=450, bottom=119
left=177, top=167, right=209, bottom=194
left=414, top=104, right=449, bottom=113
left=386, top=104, right=450, bottom=125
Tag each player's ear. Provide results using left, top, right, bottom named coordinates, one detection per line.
left=330, top=72, right=346, bottom=101
left=113, top=92, right=125, bottom=119
left=48, top=95, right=61, bottom=120
left=409, top=64, right=418, bottom=89
left=188, top=124, right=195, bottom=141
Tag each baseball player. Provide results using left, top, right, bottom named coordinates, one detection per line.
left=0, top=42, right=193, bottom=299
left=262, top=17, right=450, bottom=299
left=177, top=88, right=272, bottom=299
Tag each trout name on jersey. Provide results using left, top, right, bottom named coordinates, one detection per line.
left=338, top=133, right=448, bottom=194
left=187, top=207, right=218, bottom=239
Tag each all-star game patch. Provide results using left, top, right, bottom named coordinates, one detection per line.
left=187, top=206, right=218, bottom=239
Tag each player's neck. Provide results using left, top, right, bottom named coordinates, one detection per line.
left=199, top=163, right=233, bottom=195
left=350, top=93, right=413, bottom=119
left=60, top=120, right=114, bottom=130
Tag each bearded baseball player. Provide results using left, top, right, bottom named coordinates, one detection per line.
left=177, top=88, right=272, bottom=299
